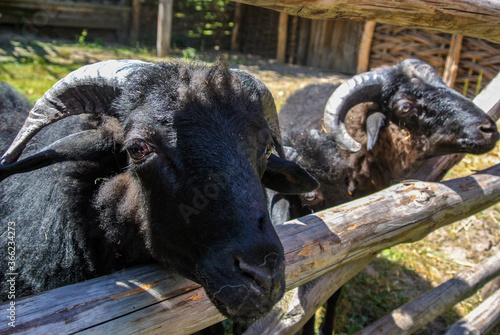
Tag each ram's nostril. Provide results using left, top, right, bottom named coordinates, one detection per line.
left=235, top=256, right=274, bottom=292
left=480, top=126, right=496, bottom=134
left=479, top=121, right=498, bottom=134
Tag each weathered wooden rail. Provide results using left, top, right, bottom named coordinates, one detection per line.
left=1, top=161, right=499, bottom=334
left=445, top=286, right=500, bottom=335
left=358, top=251, right=500, bottom=335
left=231, top=0, right=500, bottom=44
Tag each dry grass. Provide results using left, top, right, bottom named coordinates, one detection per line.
left=1, top=40, right=498, bottom=334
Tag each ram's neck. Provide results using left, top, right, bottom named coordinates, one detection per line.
left=343, top=121, right=423, bottom=199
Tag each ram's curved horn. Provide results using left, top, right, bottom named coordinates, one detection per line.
left=399, top=58, right=448, bottom=88
left=323, top=70, right=387, bottom=153
left=1, top=59, right=152, bottom=165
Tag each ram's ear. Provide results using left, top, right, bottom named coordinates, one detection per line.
left=262, top=154, right=319, bottom=194
left=0, top=129, right=120, bottom=182
left=366, top=110, right=386, bottom=151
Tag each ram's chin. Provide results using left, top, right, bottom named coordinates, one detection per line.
left=457, top=138, right=498, bottom=154
left=199, top=274, right=283, bottom=322
left=206, top=290, right=275, bottom=323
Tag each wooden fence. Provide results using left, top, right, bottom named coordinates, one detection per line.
left=0, top=0, right=132, bottom=42
left=232, top=0, right=500, bottom=44
left=232, top=2, right=500, bottom=95
left=366, top=24, right=500, bottom=99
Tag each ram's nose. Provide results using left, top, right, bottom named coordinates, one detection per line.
left=234, top=255, right=283, bottom=298
left=478, top=119, right=500, bottom=141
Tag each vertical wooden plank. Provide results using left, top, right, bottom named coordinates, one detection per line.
left=327, top=19, right=339, bottom=69
left=317, top=20, right=327, bottom=67
left=276, top=12, right=288, bottom=63
left=119, top=4, right=131, bottom=44
left=323, top=19, right=334, bottom=68
left=443, top=34, right=464, bottom=87
left=231, top=3, right=244, bottom=51
left=357, top=21, right=376, bottom=73
left=309, top=19, right=322, bottom=67
left=296, top=17, right=311, bottom=65
left=130, top=0, right=141, bottom=45
left=156, top=0, right=173, bottom=58
left=287, top=15, right=299, bottom=63
left=307, top=19, right=318, bottom=67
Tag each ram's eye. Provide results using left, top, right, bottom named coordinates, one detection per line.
left=300, top=191, right=324, bottom=207
left=126, top=139, right=152, bottom=161
left=396, top=100, right=413, bottom=116
left=264, top=144, right=273, bottom=159
left=301, top=192, right=317, bottom=202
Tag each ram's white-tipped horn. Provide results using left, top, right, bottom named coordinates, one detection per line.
left=400, top=58, right=449, bottom=89
left=323, top=70, right=387, bottom=153
left=1, top=60, right=152, bottom=165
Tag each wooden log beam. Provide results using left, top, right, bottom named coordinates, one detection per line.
left=357, top=251, right=500, bottom=335
left=0, top=0, right=132, bottom=12
left=2, top=163, right=500, bottom=334
left=445, top=286, right=500, bottom=335
left=230, top=0, right=500, bottom=44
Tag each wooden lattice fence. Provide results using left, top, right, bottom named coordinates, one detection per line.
left=233, top=6, right=500, bottom=98
left=456, top=37, right=500, bottom=98
left=368, top=25, right=451, bottom=75
left=368, top=23, right=500, bottom=99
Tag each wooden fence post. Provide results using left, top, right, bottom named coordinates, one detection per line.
left=443, top=34, right=464, bottom=87
left=231, top=3, right=244, bottom=51
left=296, top=18, right=311, bottom=65
left=157, top=0, right=173, bottom=57
left=356, top=21, right=376, bottom=73
left=277, top=12, right=288, bottom=63
left=130, top=0, right=142, bottom=45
